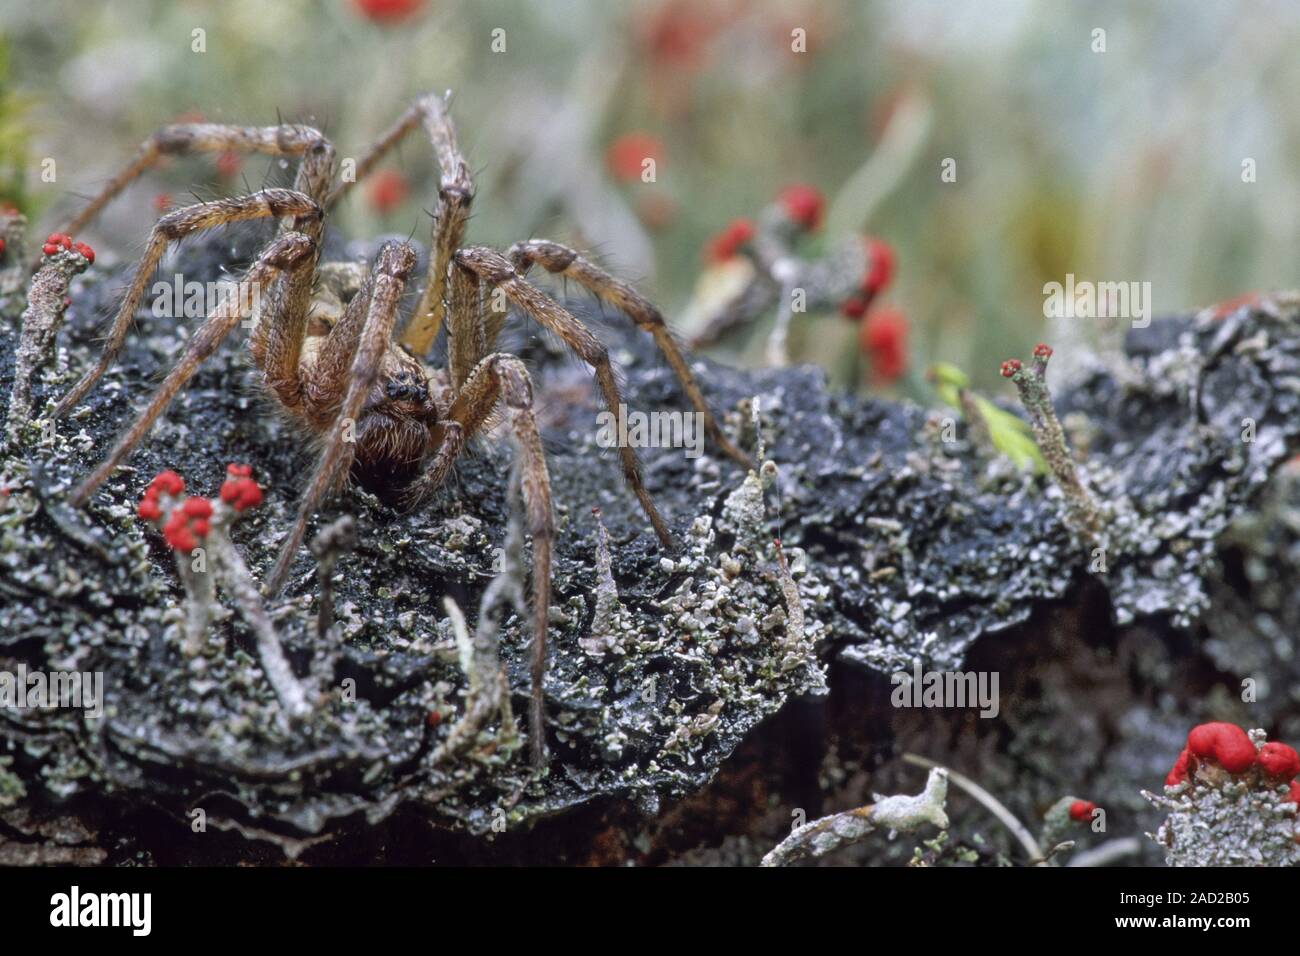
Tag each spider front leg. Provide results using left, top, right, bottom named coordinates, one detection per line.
left=58, top=123, right=335, bottom=241
left=454, top=247, right=674, bottom=549
left=264, top=240, right=418, bottom=598
left=509, top=239, right=751, bottom=468
left=52, top=189, right=321, bottom=419
left=322, top=91, right=472, bottom=358
left=406, top=93, right=473, bottom=357
left=68, top=233, right=317, bottom=506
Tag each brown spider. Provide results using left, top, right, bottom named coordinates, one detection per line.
left=48, top=91, right=749, bottom=767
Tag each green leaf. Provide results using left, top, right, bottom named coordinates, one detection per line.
left=927, top=363, right=1045, bottom=473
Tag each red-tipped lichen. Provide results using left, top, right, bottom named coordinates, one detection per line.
left=1148, top=726, right=1300, bottom=865
left=838, top=237, right=896, bottom=321
left=366, top=169, right=409, bottom=215
left=219, top=463, right=263, bottom=511
left=1258, top=741, right=1300, bottom=781
left=777, top=184, right=824, bottom=231
left=220, top=476, right=263, bottom=511
left=606, top=132, right=664, bottom=183
left=1068, top=799, right=1097, bottom=823
left=705, top=218, right=756, bottom=263
left=858, top=307, right=907, bottom=383
left=149, top=470, right=186, bottom=497
left=1163, top=723, right=1300, bottom=787
left=862, top=237, right=894, bottom=297
left=1187, top=721, right=1257, bottom=773
left=131, top=467, right=309, bottom=718
left=351, top=0, right=425, bottom=23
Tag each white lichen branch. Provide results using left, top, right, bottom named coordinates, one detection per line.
left=902, top=753, right=1045, bottom=864
left=580, top=507, right=631, bottom=658
left=207, top=513, right=312, bottom=721
left=1066, top=836, right=1142, bottom=867
left=760, top=767, right=949, bottom=867
left=430, top=464, right=524, bottom=765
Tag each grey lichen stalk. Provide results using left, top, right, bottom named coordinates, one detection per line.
left=6, top=244, right=90, bottom=447
left=1002, top=345, right=1103, bottom=546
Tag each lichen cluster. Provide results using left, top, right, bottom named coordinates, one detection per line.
left=1144, top=728, right=1300, bottom=867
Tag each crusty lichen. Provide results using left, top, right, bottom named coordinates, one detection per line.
left=0, top=756, right=24, bottom=809
left=548, top=456, right=828, bottom=776
left=1203, top=456, right=1300, bottom=721
left=4, top=219, right=1300, bottom=861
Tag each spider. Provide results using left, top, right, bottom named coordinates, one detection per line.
left=46, top=91, right=750, bottom=767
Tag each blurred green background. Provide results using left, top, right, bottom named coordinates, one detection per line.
left=1, top=0, right=1296, bottom=393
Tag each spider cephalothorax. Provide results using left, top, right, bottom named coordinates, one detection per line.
left=45, top=91, right=749, bottom=767
left=339, top=356, right=444, bottom=500
left=293, top=245, right=445, bottom=497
